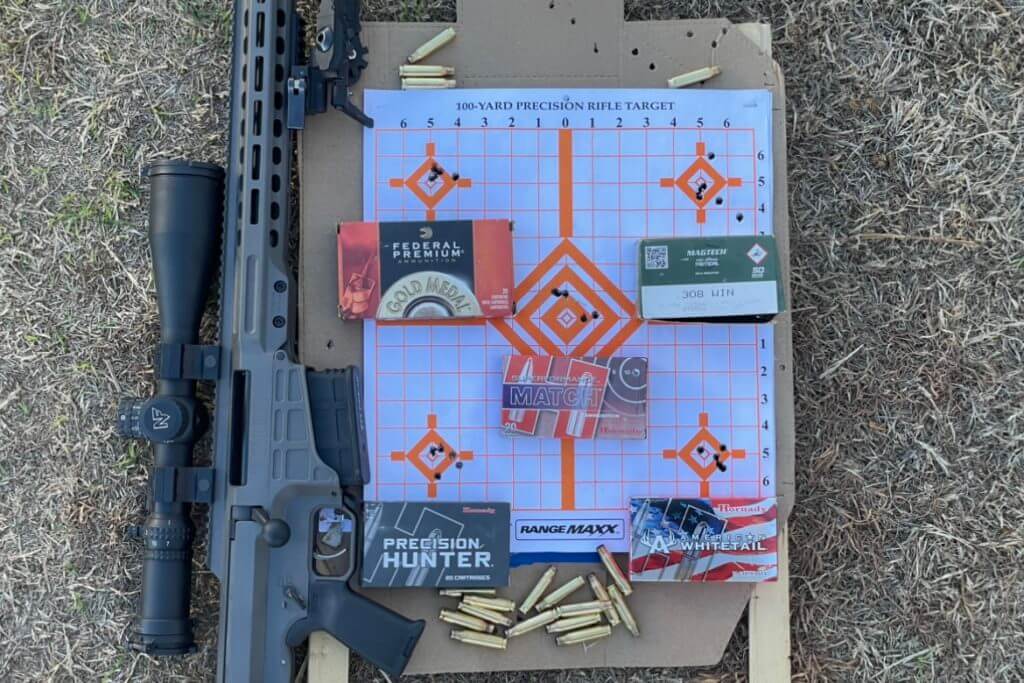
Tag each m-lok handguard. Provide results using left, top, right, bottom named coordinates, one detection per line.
left=122, top=1, right=424, bottom=680
left=209, top=0, right=422, bottom=677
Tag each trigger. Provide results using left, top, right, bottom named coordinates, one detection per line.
left=313, top=506, right=356, bottom=579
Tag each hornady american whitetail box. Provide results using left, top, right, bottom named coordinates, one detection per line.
left=361, top=502, right=510, bottom=588
left=629, top=497, right=778, bottom=582
left=501, top=355, right=648, bottom=439
left=337, top=219, right=514, bottom=320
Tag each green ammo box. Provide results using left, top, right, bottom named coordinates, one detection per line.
left=638, top=235, right=785, bottom=323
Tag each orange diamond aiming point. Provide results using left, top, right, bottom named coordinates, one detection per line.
left=359, top=88, right=777, bottom=559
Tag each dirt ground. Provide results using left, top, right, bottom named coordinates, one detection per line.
left=1, top=1, right=1023, bottom=681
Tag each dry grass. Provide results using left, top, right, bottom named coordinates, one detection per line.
left=1, top=0, right=1023, bottom=681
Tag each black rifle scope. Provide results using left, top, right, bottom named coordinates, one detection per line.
left=118, top=159, right=224, bottom=655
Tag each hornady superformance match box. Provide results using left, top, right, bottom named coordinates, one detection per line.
left=361, top=502, right=510, bottom=588
left=638, top=235, right=784, bottom=322
left=501, top=355, right=648, bottom=439
left=338, top=219, right=514, bottom=319
left=629, top=497, right=778, bottom=582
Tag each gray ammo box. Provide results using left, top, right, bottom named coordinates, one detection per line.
left=361, top=502, right=510, bottom=588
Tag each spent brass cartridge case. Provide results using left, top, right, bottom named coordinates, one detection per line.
left=519, top=566, right=557, bottom=614
left=546, top=613, right=603, bottom=634
left=607, top=584, right=640, bottom=637
left=450, top=629, right=508, bottom=650
left=555, top=600, right=612, bottom=618
left=402, top=84, right=457, bottom=90
left=439, top=588, right=497, bottom=597
left=555, top=624, right=612, bottom=646
left=506, top=609, right=559, bottom=637
left=407, top=27, right=457, bottom=64
left=462, top=595, right=516, bottom=612
left=587, top=574, right=620, bottom=626
left=535, top=575, right=585, bottom=611
left=399, top=64, right=455, bottom=77
left=458, top=601, right=514, bottom=627
left=667, top=65, right=722, bottom=89
left=401, top=77, right=457, bottom=90
left=597, top=545, right=633, bottom=596
left=439, top=608, right=495, bottom=633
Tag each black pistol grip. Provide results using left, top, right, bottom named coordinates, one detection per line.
left=286, top=578, right=425, bottom=679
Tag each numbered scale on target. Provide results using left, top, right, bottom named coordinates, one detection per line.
left=383, top=92, right=773, bottom=237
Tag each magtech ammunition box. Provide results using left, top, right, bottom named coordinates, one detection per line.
left=361, top=502, right=510, bottom=588
left=338, top=219, right=514, bottom=320
left=638, top=236, right=784, bottom=322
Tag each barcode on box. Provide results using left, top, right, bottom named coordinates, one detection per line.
left=645, top=245, right=668, bottom=270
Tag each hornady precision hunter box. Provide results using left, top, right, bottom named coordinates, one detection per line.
left=337, top=219, right=514, bottom=320
left=638, top=235, right=784, bottom=322
left=361, top=502, right=510, bottom=588
left=501, top=355, right=648, bottom=439
left=629, top=497, right=778, bottom=582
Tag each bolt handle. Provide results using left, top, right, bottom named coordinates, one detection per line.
left=252, top=507, right=292, bottom=548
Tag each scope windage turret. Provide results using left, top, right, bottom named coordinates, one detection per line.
left=120, top=159, right=224, bottom=655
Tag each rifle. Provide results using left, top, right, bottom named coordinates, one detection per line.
left=119, top=0, right=425, bottom=679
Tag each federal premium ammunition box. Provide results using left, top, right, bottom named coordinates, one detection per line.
left=361, top=502, right=510, bottom=588
left=638, top=236, right=784, bottom=322
left=338, top=219, right=515, bottom=320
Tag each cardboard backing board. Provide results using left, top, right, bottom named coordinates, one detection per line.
left=299, top=0, right=793, bottom=673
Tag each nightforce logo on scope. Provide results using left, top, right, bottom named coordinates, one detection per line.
left=515, top=519, right=625, bottom=541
